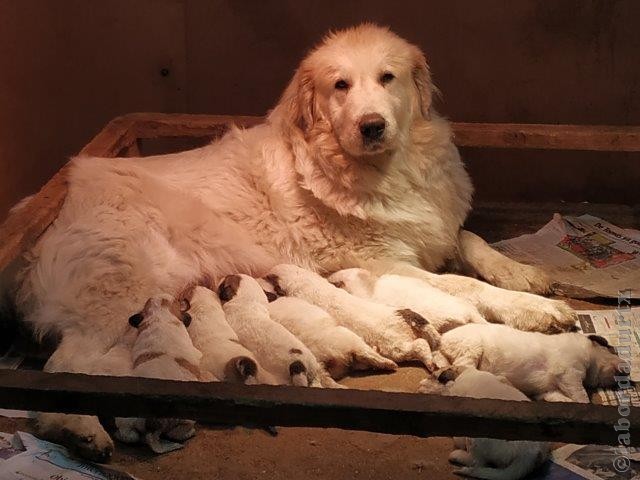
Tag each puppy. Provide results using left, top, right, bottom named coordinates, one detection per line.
left=114, top=295, right=210, bottom=453
left=439, top=324, right=623, bottom=402
left=265, top=264, right=440, bottom=370
left=218, top=274, right=340, bottom=388
left=328, top=268, right=487, bottom=332
left=183, top=284, right=273, bottom=384
left=267, top=295, right=398, bottom=378
left=427, top=368, right=549, bottom=480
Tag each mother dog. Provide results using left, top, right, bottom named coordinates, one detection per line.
left=15, top=24, right=574, bottom=460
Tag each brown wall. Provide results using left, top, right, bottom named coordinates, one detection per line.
left=1, top=0, right=639, bottom=219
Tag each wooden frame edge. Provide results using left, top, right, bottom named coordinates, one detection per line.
left=1, top=369, right=637, bottom=446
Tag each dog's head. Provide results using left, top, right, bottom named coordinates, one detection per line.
left=271, top=24, right=435, bottom=159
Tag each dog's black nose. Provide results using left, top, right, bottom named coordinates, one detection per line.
left=359, top=113, right=386, bottom=141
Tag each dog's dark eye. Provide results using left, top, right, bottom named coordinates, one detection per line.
left=381, top=72, right=395, bottom=85
left=334, top=79, right=349, bottom=90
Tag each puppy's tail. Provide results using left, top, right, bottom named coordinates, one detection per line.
left=453, top=451, right=544, bottom=480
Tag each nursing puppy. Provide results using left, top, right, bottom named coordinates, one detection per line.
left=439, top=324, right=623, bottom=402
left=267, top=295, right=398, bottom=378
left=183, top=284, right=272, bottom=384
left=114, top=295, right=210, bottom=453
left=431, top=368, right=549, bottom=480
left=266, top=264, right=440, bottom=370
left=328, top=268, right=486, bottom=332
left=218, top=274, right=340, bottom=388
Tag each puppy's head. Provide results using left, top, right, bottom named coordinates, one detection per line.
left=327, top=268, right=376, bottom=297
left=128, top=295, right=191, bottom=329
left=218, top=274, right=268, bottom=304
left=271, top=23, right=435, bottom=158
left=585, top=335, right=625, bottom=388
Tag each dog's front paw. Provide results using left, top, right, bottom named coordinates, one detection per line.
left=484, top=292, right=576, bottom=333
left=484, top=261, right=553, bottom=296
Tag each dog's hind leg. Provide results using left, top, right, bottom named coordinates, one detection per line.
left=37, top=333, right=115, bottom=463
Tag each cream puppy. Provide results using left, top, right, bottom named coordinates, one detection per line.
left=114, top=295, right=210, bottom=453
left=439, top=324, right=623, bottom=402
left=426, top=368, right=549, bottom=480
left=218, top=274, right=340, bottom=388
left=328, top=268, right=486, bottom=332
left=265, top=264, right=440, bottom=371
left=267, top=295, right=398, bottom=378
left=183, top=284, right=275, bottom=384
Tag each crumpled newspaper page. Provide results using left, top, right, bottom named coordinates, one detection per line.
left=541, top=444, right=640, bottom=480
left=493, top=214, right=640, bottom=299
left=0, top=431, right=139, bottom=480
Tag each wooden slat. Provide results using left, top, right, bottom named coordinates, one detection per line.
left=453, top=122, right=640, bottom=151
left=0, top=369, right=637, bottom=445
left=127, top=112, right=262, bottom=139
left=1, top=113, right=639, bottom=274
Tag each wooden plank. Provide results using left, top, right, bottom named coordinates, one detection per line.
left=0, top=369, right=637, bottom=446
left=1, top=112, right=639, bottom=274
left=453, top=122, right=640, bottom=151
left=127, top=112, right=262, bottom=139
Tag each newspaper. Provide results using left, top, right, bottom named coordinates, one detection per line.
left=545, top=444, right=640, bottom=480
left=0, top=431, right=139, bottom=480
left=493, top=214, right=640, bottom=299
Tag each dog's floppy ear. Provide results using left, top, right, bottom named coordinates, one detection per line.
left=410, top=46, right=435, bottom=121
left=274, top=65, right=317, bottom=133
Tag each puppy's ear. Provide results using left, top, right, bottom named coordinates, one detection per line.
left=410, top=46, right=436, bottom=121
left=128, top=313, right=144, bottom=328
left=275, top=65, right=317, bottom=133
left=437, top=368, right=459, bottom=384
left=218, top=275, right=241, bottom=303
left=588, top=335, right=610, bottom=348
left=181, top=312, right=192, bottom=328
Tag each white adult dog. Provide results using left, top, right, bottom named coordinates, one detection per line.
left=14, top=24, right=574, bottom=460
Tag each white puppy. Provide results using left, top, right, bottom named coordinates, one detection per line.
left=423, top=368, right=549, bottom=480
left=439, top=324, right=623, bottom=402
left=267, top=295, right=398, bottom=378
left=183, top=284, right=275, bottom=384
left=328, top=268, right=486, bottom=332
left=218, top=274, right=339, bottom=388
left=114, top=295, right=209, bottom=453
left=265, top=264, right=440, bottom=371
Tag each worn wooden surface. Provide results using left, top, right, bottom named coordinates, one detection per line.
left=454, top=123, right=640, bottom=151
left=1, top=369, right=637, bottom=446
left=2, top=112, right=638, bottom=275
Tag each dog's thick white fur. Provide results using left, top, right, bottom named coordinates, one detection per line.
left=439, top=324, right=622, bottom=402
left=14, top=24, right=574, bottom=457
left=267, top=263, right=439, bottom=369
left=267, top=295, right=398, bottom=378
left=423, top=368, right=549, bottom=480
left=328, top=268, right=486, bottom=332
